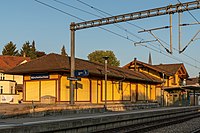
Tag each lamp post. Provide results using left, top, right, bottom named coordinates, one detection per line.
left=161, top=73, right=165, bottom=107
left=103, top=56, right=109, bottom=110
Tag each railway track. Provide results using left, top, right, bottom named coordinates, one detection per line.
left=94, top=107, right=200, bottom=133
left=191, top=127, right=200, bottom=133
left=1, top=106, right=200, bottom=133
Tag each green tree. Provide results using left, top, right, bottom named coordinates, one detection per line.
left=2, top=41, right=19, bottom=56
left=20, top=41, right=31, bottom=57
left=20, top=41, right=37, bottom=59
left=87, top=50, right=120, bottom=66
left=61, top=45, right=67, bottom=56
left=29, top=40, right=37, bottom=59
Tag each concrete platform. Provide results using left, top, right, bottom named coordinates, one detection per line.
left=0, top=106, right=199, bottom=133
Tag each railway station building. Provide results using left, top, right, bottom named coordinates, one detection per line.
left=123, top=58, right=191, bottom=106
left=6, top=53, right=162, bottom=104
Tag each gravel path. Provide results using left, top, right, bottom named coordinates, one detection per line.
left=147, top=117, right=200, bottom=133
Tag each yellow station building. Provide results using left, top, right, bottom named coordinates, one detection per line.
left=6, top=53, right=163, bottom=104
left=123, top=58, right=189, bottom=106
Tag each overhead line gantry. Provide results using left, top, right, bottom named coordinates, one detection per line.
left=69, top=1, right=200, bottom=105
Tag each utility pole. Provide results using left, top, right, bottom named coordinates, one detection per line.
left=70, top=22, right=75, bottom=105
left=103, top=56, right=109, bottom=110
left=178, top=6, right=182, bottom=53
left=169, top=5, right=173, bottom=54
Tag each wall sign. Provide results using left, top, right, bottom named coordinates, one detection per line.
left=30, top=73, right=49, bottom=80
left=74, top=70, right=89, bottom=77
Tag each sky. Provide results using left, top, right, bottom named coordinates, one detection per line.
left=0, top=0, right=199, bottom=77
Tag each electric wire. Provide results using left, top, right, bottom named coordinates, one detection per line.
left=54, top=0, right=141, bottom=40
left=34, top=0, right=136, bottom=43
left=177, top=0, right=200, bottom=23
left=76, top=0, right=200, bottom=67
left=143, top=44, right=200, bottom=69
left=34, top=0, right=200, bottom=71
left=155, top=32, right=200, bottom=64
left=53, top=0, right=102, bottom=19
left=34, top=0, right=84, bottom=21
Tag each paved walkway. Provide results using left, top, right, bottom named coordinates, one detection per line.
left=0, top=106, right=187, bottom=128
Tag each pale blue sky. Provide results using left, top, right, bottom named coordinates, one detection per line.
left=0, top=0, right=199, bottom=77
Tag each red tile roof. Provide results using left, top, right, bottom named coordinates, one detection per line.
left=187, top=77, right=199, bottom=85
left=6, top=53, right=162, bottom=84
left=154, top=63, right=183, bottom=75
left=0, top=55, right=30, bottom=71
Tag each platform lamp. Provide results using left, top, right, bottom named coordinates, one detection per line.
left=103, top=56, right=109, bottom=110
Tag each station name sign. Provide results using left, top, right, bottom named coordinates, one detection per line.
left=30, top=73, right=49, bottom=80
left=74, top=70, right=89, bottom=77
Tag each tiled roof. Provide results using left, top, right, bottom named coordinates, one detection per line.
left=154, top=63, right=183, bottom=75
left=0, top=55, right=30, bottom=71
left=6, top=53, right=161, bottom=84
left=123, top=59, right=189, bottom=78
left=187, top=77, right=199, bottom=85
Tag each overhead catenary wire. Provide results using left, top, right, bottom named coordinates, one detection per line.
left=53, top=0, right=142, bottom=40
left=34, top=0, right=200, bottom=71
left=75, top=0, right=200, bottom=66
left=177, top=0, right=199, bottom=23
left=177, top=0, right=200, bottom=54
left=34, top=0, right=84, bottom=21
left=34, top=0, right=137, bottom=43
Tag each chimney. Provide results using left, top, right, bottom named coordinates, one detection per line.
left=23, top=52, right=26, bottom=57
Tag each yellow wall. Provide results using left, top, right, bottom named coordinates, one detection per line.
left=168, top=74, right=180, bottom=87
left=138, top=84, right=145, bottom=100
left=24, top=74, right=59, bottom=102
left=107, top=81, right=112, bottom=101
left=122, top=82, right=131, bottom=101
left=0, top=81, right=16, bottom=94
left=97, top=80, right=102, bottom=103
left=23, top=73, right=159, bottom=104
left=113, top=81, right=122, bottom=101
left=91, top=79, right=98, bottom=104
left=24, top=76, right=30, bottom=80
left=130, top=83, right=136, bottom=102
left=140, top=69, right=161, bottom=79
left=25, top=81, right=39, bottom=101
left=4, top=74, right=23, bottom=84
left=150, top=85, right=156, bottom=100
left=60, top=76, right=70, bottom=101
left=41, top=80, right=56, bottom=97
left=76, top=78, right=90, bottom=102
left=50, top=74, right=58, bottom=79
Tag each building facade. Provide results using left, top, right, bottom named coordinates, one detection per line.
left=123, top=58, right=189, bottom=106
left=7, top=53, right=162, bottom=104
left=0, top=56, right=30, bottom=103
